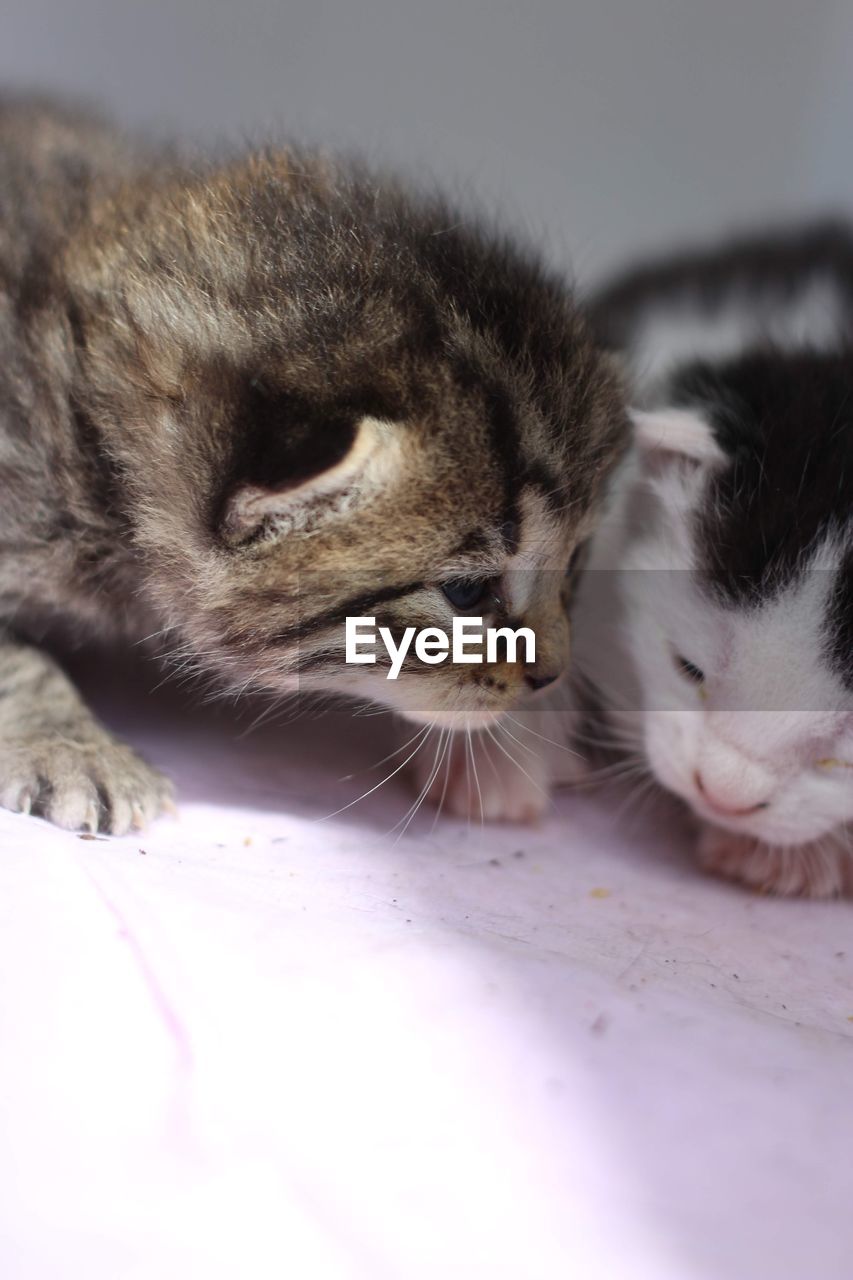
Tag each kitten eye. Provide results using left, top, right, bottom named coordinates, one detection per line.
left=441, top=578, right=492, bottom=612
left=674, top=652, right=705, bottom=684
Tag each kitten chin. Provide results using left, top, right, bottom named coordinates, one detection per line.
left=0, top=95, right=627, bottom=832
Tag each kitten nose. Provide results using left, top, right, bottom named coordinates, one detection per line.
left=525, top=672, right=559, bottom=693
left=693, top=770, right=770, bottom=817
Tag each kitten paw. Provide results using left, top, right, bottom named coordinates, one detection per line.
left=697, top=826, right=850, bottom=898
left=0, top=733, right=174, bottom=836
left=411, top=729, right=550, bottom=823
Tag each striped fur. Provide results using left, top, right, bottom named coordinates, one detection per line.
left=0, top=96, right=626, bottom=831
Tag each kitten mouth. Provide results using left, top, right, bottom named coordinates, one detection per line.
left=702, top=812, right=762, bottom=840
left=697, top=801, right=765, bottom=828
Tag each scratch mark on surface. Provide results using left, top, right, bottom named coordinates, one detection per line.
left=79, top=864, right=193, bottom=1072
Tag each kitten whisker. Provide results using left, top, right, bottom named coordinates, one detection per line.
left=503, top=713, right=581, bottom=756
left=488, top=723, right=550, bottom=803
left=317, top=724, right=432, bottom=822
left=611, top=774, right=659, bottom=826
left=466, top=727, right=485, bottom=827
left=390, top=725, right=444, bottom=842
left=429, top=730, right=455, bottom=833
left=344, top=722, right=433, bottom=781
left=492, top=718, right=539, bottom=761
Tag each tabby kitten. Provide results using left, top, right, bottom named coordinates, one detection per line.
left=0, top=97, right=625, bottom=834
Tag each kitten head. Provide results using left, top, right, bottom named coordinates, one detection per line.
left=614, top=351, right=853, bottom=845
left=68, top=149, right=626, bottom=726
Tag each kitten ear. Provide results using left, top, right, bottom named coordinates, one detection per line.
left=631, top=407, right=726, bottom=469
left=221, top=414, right=403, bottom=541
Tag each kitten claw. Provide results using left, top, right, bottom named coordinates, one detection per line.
left=0, top=734, right=173, bottom=837
left=82, top=801, right=100, bottom=834
left=160, top=794, right=178, bottom=818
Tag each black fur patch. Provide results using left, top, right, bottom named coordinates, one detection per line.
left=271, top=579, right=425, bottom=648
left=671, top=350, right=853, bottom=687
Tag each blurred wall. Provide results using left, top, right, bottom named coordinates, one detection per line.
left=1, top=0, right=850, bottom=286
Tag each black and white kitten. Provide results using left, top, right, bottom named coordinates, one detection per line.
left=568, top=223, right=853, bottom=896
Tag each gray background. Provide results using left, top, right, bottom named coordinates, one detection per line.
left=2, top=0, right=851, bottom=285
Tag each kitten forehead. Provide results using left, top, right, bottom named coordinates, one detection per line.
left=716, top=551, right=850, bottom=718
left=503, top=486, right=574, bottom=613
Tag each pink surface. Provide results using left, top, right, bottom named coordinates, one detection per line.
left=1, top=662, right=852, bottom=1279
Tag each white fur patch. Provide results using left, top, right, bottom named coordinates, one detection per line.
left=627, top=274, right=846, bottom=400
left=631, top=407, right=726, bottom=467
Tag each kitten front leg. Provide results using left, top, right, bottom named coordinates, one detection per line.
left=412, top=727, right=549, bottom=823
left=0, top=632, right=172, bottom=834
left=411, top=709, right=586, bottom=824
left=697, top=825, right=851, bottom=898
